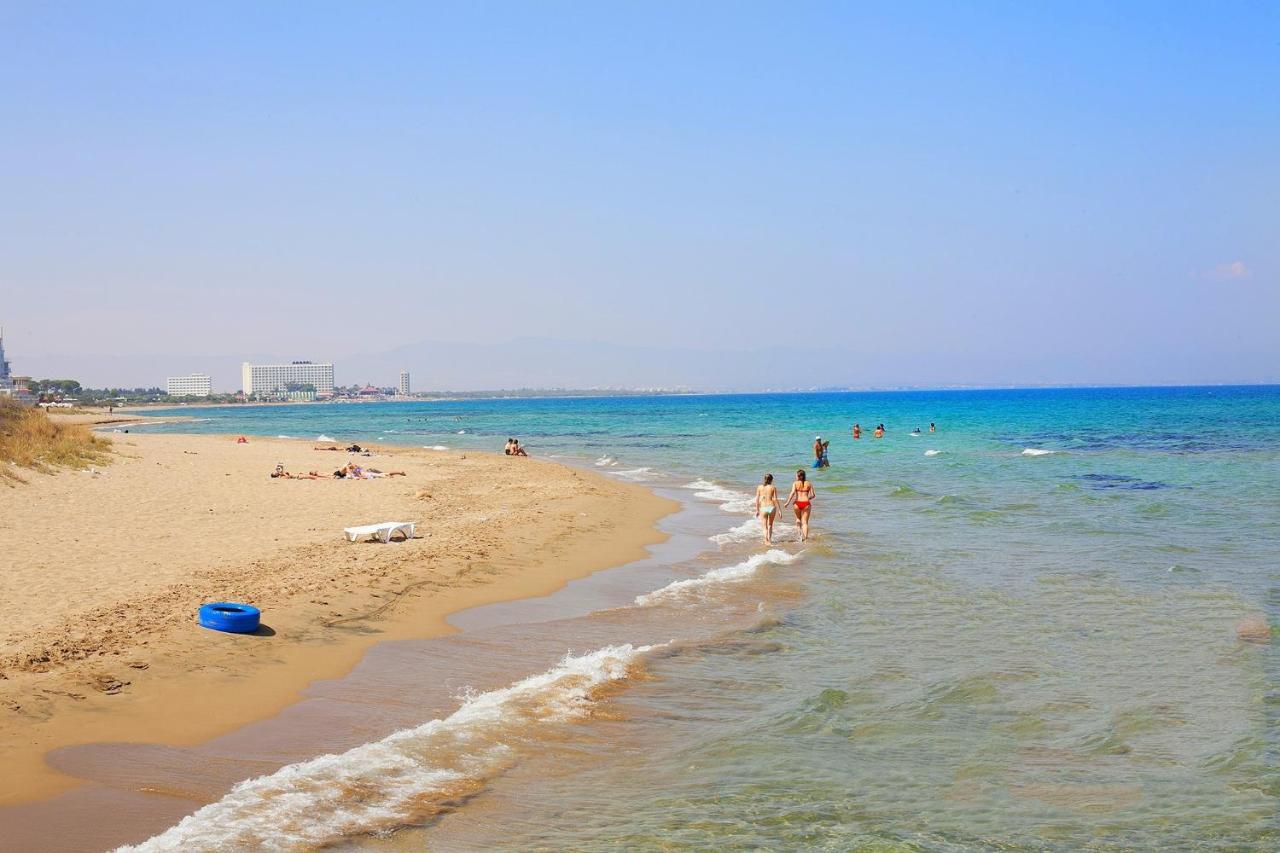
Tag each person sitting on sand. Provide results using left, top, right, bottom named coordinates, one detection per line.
left=504, top=438, right=516, bottom=455
left=784, top=468, right=816, bottom=541
left=511, top=439, right=529, bottom=457
left=755, top=473, right=781, bottom=546
left=346, top=444, right=362, bottom=453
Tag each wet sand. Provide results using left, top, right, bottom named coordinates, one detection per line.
left=0, top=432, right=675, bottom=807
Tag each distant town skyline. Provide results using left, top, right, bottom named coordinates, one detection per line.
left=2, top=3, right=1276, bottom=390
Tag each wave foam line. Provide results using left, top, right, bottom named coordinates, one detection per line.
left=635, top=550, right=800, bottom=607
left=1021, top=448, right=1059, bottom=456
left=710, top=517, right=801, bottom=546
left=611, top=466, right=656, bottom=481
left=118, top=644, right=656, bottom=852
left=683, top=479, right=755, bottom=513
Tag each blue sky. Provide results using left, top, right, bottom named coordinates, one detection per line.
left=1, top=2, right=1276, bottom=389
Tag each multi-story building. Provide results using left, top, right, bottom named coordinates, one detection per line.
left=241, top=360, right=335, bottom=398
left=398, top=370, right=411, bottom=396
left=166, top=373, right=212, bottom=398
left=0, top=330, right=34, bottom=404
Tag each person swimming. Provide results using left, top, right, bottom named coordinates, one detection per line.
left=755, top=473, right=781, bottom=546
left=912, top=427, right=922, bottom=435
left=785, top=468, right=815, bottom=541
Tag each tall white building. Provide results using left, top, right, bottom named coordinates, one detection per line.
left=398, top=370, right=411, bottom=396
left=166, top=374, right=212, bottom=397
left=0, top=330, right=33, bottom=403
left=241, top=361, right=335, bottom=397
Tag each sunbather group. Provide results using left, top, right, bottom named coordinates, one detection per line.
left=504, top=438, right=529, bottom=457
left=270, top=462, right=405, bottom=480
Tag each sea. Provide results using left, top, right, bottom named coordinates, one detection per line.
left=100, top=387, right=1280, bottom=849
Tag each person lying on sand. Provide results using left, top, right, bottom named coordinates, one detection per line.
left=270, top=464, right=293, bottom=479
left=365, top=467, right=406, bottom=477
left=314, top=445, right=341, bottom=451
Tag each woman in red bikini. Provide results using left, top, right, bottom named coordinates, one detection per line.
left=785, top=468, right=815, bottom=541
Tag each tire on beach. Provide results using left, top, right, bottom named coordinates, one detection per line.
left=198, top=602, right=261, bottom=634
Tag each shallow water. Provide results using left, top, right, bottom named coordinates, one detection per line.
left=115, top=388, right=1280, bottom=848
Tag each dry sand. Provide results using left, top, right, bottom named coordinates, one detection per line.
left=0, top=433, right=674, bottom=805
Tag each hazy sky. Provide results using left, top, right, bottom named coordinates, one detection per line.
left=2, top=2, right=1276, bottom=389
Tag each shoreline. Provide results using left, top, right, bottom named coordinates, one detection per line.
left=0, top=432, right=677, bottom=807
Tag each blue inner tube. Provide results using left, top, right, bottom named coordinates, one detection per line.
left=199, top=602, right=261, bottom=634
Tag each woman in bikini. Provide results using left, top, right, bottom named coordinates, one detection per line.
left=785, top=468, right=815, bottom=541
left=755, top=473, right=781, bottom=546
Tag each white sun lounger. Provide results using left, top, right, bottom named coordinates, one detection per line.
left=343, top=521, right=416, bottom=543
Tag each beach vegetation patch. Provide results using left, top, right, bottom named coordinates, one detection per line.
left=0, top=399, right=112, bottom=485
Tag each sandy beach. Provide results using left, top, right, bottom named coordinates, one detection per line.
left=0, top=432, right=675, bottom=805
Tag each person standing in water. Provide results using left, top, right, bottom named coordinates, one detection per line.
left=813, top=436, right=830, bottom=467
left=785, top=468, right=816, bottom=541
left=852, top=423, right=862, bottom=440
left=929, top=422, right=936, bottom=433
left=755, top=473, right=781, bottom=546
left=874, top=424, right=885, bottom=438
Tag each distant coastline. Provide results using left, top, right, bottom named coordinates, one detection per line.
left=115, top=381, right=1280, bottom=415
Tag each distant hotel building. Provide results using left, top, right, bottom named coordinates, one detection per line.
left=166, top=373, right=212, bottom=398
left=241, top=360, right=335, bottom=397
left=0, top=330, right=34, bottom=404
left=398, top=370, right=411, bottom=396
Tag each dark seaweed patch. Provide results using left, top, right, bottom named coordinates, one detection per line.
left=1071, top=473, right=1170, bottom=491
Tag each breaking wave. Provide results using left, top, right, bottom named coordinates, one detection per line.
left=684, top=479, right=756, bottom=514
left=118, top=645, right=657, bottom=852
left=635, top=550, right=801, bottom=607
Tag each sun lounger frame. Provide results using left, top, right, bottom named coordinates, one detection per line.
left=343, top=521, right=416, bottom=543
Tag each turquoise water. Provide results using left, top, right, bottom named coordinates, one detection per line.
left=132, top=387, right=1279, bottom=848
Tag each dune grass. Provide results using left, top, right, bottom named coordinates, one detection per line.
left=0, top=399, right=113, bottom=485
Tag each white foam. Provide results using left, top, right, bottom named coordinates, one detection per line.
left=117, top=644, right=655, bottom=852
left=456, top=430, right=467, bottom=434
left=635, top=549, right=800, bottom=606
left=316, top=434, right=335, bottom=442
left=710, top=517, right=801, bottom=546
left=924, top=449, right=943, bottom=457
left=594, top=455, right=617, bottom=467
left=276, top=435, right=292, bottom=439
left=683, top=480, right=756, bottom=514
left=424, top=445, right=450, bottom=451
left=1021, top=448, right=1059, bottom=457
left=611, top=467, right=656, bottom=481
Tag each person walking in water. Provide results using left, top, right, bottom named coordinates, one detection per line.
left=785, top=468, right=816, bottom=541
left=755, top=473, right=781, bottom=546
left=852, top=423, right=862, bottom=440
